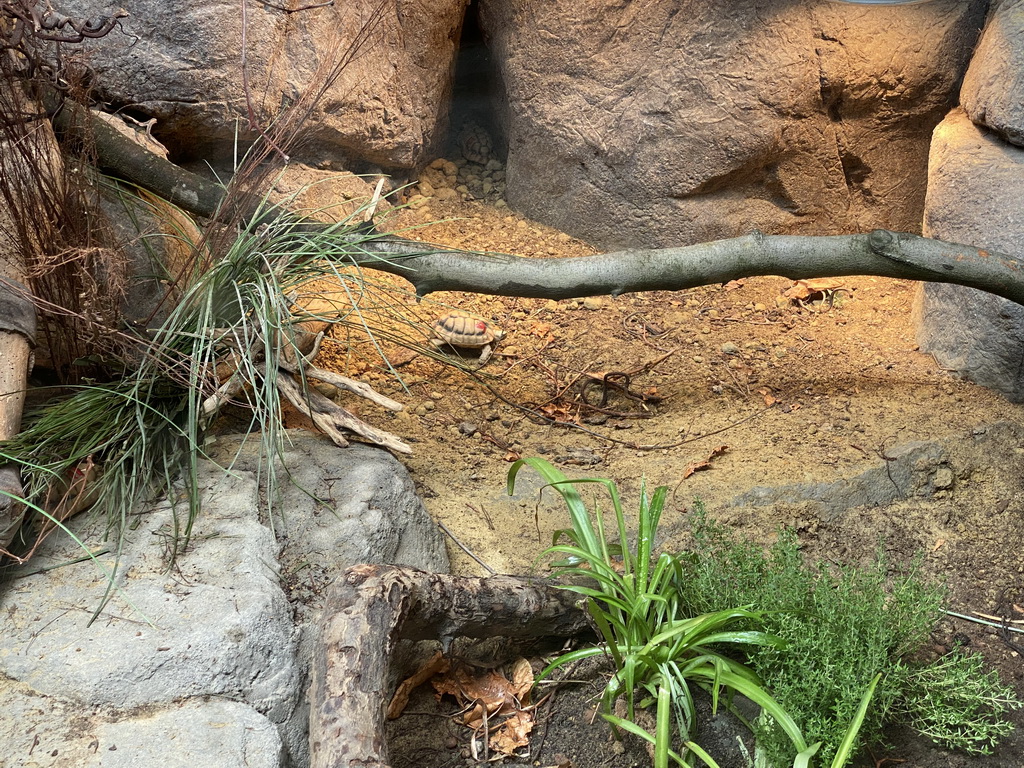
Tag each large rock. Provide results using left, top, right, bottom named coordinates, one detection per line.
left=0, top=460, right=304, bottom=765
left=60, top=0, right=465, bottom=169
left=0, top=682, right=284, bottom=768
left=961, top=0, right=1024, bottom=147
left=478, top=0, right=987, bottom=250
left=0, top=433, right=448, bottom=767
left=914, top=108, right=1024, bottom=401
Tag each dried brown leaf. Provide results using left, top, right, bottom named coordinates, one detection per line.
left=489, top=710, right=535, bottom=755
left=682, top=445, right=729, bottom=479
left=510, top=658, right=533, bottom=705
left=387, top=651, right=450, bottom=720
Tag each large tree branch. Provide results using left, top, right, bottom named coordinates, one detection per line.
left=44, top=90, right=1024, bottom=306
left=357, top=229, right=1024, bottom=303
left=42, top=88, right=247, bottom=220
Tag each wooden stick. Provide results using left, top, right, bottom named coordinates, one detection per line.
left=276, top=372, right=411, bottom=454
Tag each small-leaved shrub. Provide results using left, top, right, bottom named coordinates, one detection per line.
left=675, top=505, right=1021, bottom=766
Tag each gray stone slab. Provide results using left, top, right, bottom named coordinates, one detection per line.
left=85, top=700, right=283, bottom=768
left=729, top=440, right=951, bottom=519
left=0, top=463, right=301, bottom=762
left=914, top=108, right=1024, bottom=401
left=961, top=0, right=1024, bottom=147
left=0, top=431, right=447, bottom=767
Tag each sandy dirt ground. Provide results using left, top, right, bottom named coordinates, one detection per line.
left=306, top=165, right=1024, bottom=767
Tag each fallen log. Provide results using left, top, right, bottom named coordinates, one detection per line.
left=309, top=564, right=589, bottom=768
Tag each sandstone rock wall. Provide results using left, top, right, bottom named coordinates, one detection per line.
left=60, top=0, right=466, bottom=169
left=478, top=0, right=988, bottom=249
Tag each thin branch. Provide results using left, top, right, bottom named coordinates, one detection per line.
left=276, top=371, right=412, bottom=454
left=257, top=0, right=335, bottom=11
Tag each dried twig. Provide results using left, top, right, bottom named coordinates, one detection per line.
left=437, top=520, right=496, bottom=575
left=276, top=371, right=411, bottom=454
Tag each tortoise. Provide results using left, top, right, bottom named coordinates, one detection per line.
left=430, top=310, right=503, bottom=364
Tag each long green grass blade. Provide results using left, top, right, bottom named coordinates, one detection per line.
left=589, top=601, right=625, bottom=669
left=535, top=646, right=607, bottom=683
left=793, top=740, right=821, bottom=768
left=691, top=667, right=809, bottom=753
left=682, top=741, right=723, bottom=768
left=830, top=673, right=881, bottom=768
left=656, top=684, right=672, bottom=768
left=601, top=712, right=695, bottom=767
left=508, top=458, right=603, bottom=556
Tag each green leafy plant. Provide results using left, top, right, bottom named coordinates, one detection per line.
left=507, top=457, right=814, bottom=768
left=894, top=647, right=1021, bottom=753
left=674, top=507, right=1021, bottom=765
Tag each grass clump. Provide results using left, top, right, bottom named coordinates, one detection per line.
left=509, top=458, right=832, bottom=768
left=0, top=186, right=424, bottom=566
left=675, top=506, right=1021, bottom=765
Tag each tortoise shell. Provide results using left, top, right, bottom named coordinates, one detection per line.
left=432, top=310, right=499, bottom=348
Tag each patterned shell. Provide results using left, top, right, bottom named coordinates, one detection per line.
left=433, top=310, right=497, bottom=348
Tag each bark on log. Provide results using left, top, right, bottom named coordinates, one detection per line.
left=44, top=90, right=1024, bottom=307
left=42, top=88, right=241, bottom=221
left=309, top=564, right=589, bottom=768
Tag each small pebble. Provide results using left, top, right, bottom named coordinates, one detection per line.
left=458, top=422, right=478, bottom=436
left=314, top=382, right=339, bottom=399
left=933, top=467, right=954, bottom=490
left=720, top=342, right=740, bottom=355
left=582, top=296, right=604, bottom=310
